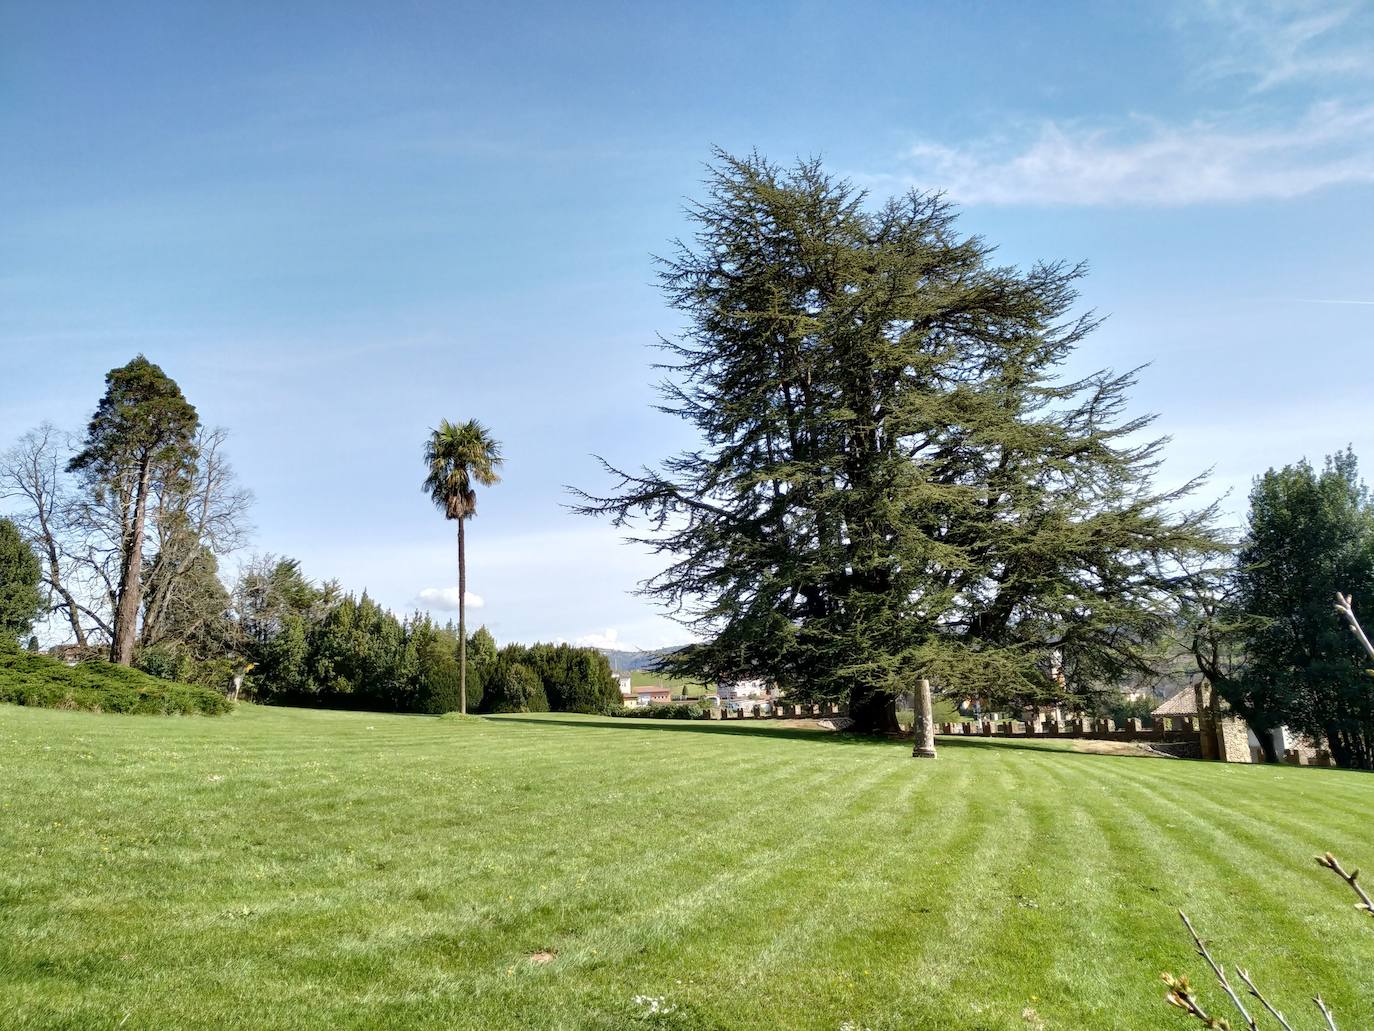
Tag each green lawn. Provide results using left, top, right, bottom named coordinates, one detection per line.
left=3, top=705, right=1372, bottom=1030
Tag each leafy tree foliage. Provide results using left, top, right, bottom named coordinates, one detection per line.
left=423, top=419, right=503, bottom=714
left=0, top=517, right=43, bottom=645
left=483, top=659, right=549, bottom=713
left=576, top=151, right=1220, bottom=731
left=465, top=625, right=497, bottom=711
left=231, top=559, right=605, bottom=716
left=1212, top=452, right=1374, bottom=768
left=142, top=547, right=236, bottom=658
left=67, top=357, right=199, bottom=664
left=491, top=641, right=620, bottom=713
left=410, top=620, right=461, bottom=714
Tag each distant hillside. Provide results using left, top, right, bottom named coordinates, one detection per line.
left=598, top=647, right=681, bottom=673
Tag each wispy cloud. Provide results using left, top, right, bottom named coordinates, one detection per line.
left=416, top=587, right=484, bottom=611
left=1292, top=297, right=1374, bottom=305
left=1187, top=1, right=1374, bottom=90
left=883, top=101, right=1374, bottom=206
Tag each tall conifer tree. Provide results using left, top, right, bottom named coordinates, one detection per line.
left=576, top=152, right=1221, bottom=732
left=68, top=356, right=198, bottom=665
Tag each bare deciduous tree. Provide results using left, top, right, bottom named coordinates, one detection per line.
left=0, top=423, right=109, bottom=646
left=141, top=427, right=253, bottom=648
left=3, top=421, right=252, bottom=657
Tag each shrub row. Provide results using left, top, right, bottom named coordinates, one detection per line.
left=611, top=702, right=710, bottom=720
left=0, top=650, right=232, bottom=716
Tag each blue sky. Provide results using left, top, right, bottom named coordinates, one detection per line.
left=3, top=0, right=1372, bottom=649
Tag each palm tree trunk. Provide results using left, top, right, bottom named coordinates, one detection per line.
left=458, top=516, right=467, bottom=715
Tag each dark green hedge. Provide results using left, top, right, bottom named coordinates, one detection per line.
left=0, top=650, right=232, bottom=716
left=611, top=702, right=709, bottom=720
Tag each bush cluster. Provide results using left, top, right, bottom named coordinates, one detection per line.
left=485, top=642, right=620, bottom=714
left=237, top=562, right=623, bottom=716
left=0, top=650, right=232, bottom=716
left=611, top=701, right=709, bottom=720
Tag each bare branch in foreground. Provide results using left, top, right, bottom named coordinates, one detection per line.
left=1161, top=972, right=1223, bottom=1027
left=1315, top=852, right=1374, bottom=921
left=1313, top=994, right=1339, bottom=1031
left=1235, top=967, right=1295, bottom=1031
left=1177, top=911, right=1259, bottom=1030
left=1333, top=593, right=1374, bottom=664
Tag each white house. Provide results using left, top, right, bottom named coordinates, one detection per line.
left=716, top=678, right=770, bottom=701
left=619, top=675, right=674, bottom=708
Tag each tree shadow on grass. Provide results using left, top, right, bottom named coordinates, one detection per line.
left=491, top=715, right=902, bottom=749
left=933, top=733, right=1271, bottom=768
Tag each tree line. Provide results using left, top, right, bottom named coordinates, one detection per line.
left=238, top=556, right=619, bottom=713
left=1190, top=450, right=1374, bottom=768
left=0, top=356, right=618, bottom=716
left=5, top=153, right=1374, bottom=766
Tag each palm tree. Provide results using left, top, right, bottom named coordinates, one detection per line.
left=423, top=419, right=503, bottom=714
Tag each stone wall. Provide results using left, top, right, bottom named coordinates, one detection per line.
left=706, top=702, right=848, bottom=720
left=935, top=715, right=1204, bottom=748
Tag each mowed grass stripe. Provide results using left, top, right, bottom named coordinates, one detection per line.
left=4, top=705, right=1374, bottom=1030
left=1072, top=755, right=1374, bottom=1021
left=885, top=747, right=1060, bottom=1026
left=733, top=756, right=977, bottom=980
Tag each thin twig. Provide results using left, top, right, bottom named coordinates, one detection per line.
left=1315, top=852, right=1374, bottom=920
left=1314, top=994, right=1339, bottom=1031
left=1235, top=967, right=1295, bottom=1031
left=1334, top=593, right=1374, bottom=664
left=1179, top=911, right=1259, bottom=1030
left=1161, top=972, right=1223, bottom=1027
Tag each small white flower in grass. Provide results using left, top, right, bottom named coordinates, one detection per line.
left=631, top=995, right=676, bottom=1017
left=207, top=774, right=224, bottom=783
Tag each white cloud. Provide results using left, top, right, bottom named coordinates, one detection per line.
left=573, top=628, right=628, bottom=651
left=415, top=587, right=485, bottom=611
left=885, top=102, right=1374, bottom=206
left=1187, top=1, right=1373, bottom=91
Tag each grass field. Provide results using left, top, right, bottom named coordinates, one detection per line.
left=3, top=704, right=1372, bottom=1030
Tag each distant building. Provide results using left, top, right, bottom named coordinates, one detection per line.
left=1151, top=683, right=1311, bottom=763
left=619, top=676, right=674, bottom=707
left=716, top=677, right=770, bottom=701
left=623, top=685, right=672, bottom=707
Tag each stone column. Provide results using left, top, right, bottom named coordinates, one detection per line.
left=912, top=678, right=937, bottom=759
